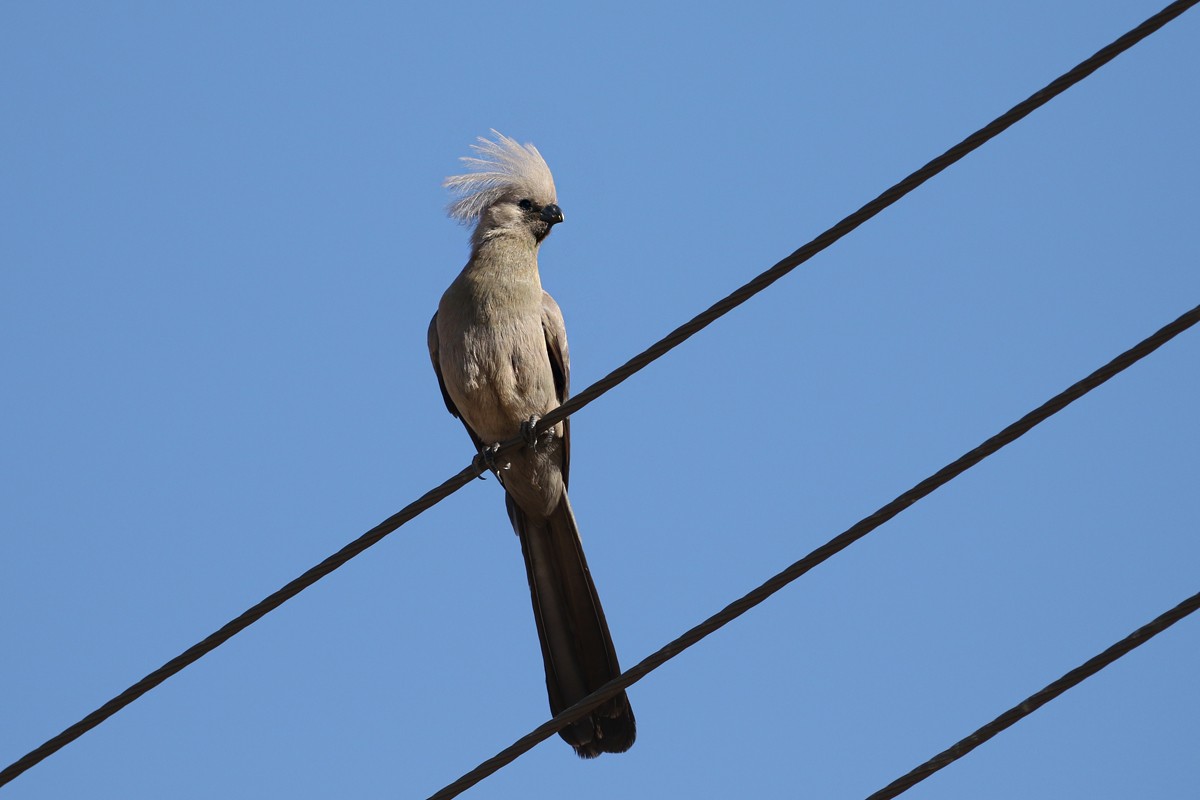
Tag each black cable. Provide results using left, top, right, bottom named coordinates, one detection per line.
left=2, top=0, right=1194, bottom=788
left=425, top=302, right=1200, bottom=800
left=525, top=0, right=1200, bottom=441
left=864, top=589, right=1200, bottom=800
left=0, top=462, right=485, bottom=788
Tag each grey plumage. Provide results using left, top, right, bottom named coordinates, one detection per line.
left=443, top=131, right=556, bottom=226
left=427, top=132, right=635, bottom=757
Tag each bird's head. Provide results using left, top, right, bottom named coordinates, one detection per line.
left=444, top=131, right=563, bottom=246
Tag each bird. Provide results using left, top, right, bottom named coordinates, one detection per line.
left=427, top=131, right=636, bottom=757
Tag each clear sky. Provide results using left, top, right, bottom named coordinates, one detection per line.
left=2, top=3, right=1197, bottom=798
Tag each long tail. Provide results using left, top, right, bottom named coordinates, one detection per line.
left=505, top=491, right=636, bottom=757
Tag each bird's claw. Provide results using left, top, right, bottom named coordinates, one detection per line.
left=520, top=415, right=542, bottom=448
left=520, top=415, right=553, bottom=449
left=474, top=443, right=509, bottom=476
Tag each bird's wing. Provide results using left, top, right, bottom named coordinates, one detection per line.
left=428, top=311, right=486, bottom=454
left=541, top=290, right=571, bottom=488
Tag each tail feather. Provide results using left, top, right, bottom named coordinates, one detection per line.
left=506, top=492, right=636, bottom=757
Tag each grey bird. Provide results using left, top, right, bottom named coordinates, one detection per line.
left=427, top=132, right=636, bottom=757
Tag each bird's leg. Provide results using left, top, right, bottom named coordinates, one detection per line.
left=474, top=443, right=509, bottom=477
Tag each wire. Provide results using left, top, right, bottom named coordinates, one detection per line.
left=424, top=302, right=1200, bottom=800
left=864, top=589, right=1200, bottom=800
left=2, top=0, right=1195, bottom=788
left=525, top=0, right=1200, bottom=441
left=0, top=462, right=485, bottom=788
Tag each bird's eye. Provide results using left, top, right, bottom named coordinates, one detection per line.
left=518, top=199, right=533, bottom=210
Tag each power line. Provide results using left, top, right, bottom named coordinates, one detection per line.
left=864, top=589, right=1200, bottom=800
left=424, top=302, right=1200, bottom=800
left=525, top=0, right=1200, bottom=441
left=0, top=461, right=485, bottom=788
left=2, top=0, right=1195, bottom=788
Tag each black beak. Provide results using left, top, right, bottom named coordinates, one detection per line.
left=540, top=203, right=564, bottom=225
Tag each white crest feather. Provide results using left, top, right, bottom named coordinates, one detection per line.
left=444, top=130, right=556, bottom=224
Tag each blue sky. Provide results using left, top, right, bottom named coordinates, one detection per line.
left=2, top=2, right=1197, bottom=798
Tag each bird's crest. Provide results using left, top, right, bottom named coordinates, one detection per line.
left=444, top=130, right=556, bottom=224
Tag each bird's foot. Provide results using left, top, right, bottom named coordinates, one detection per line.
left=520, top=415, right=541, bottom=448
left=474, top=443, right=509, bottom=477
left=520, top=415, right=552, bottom=449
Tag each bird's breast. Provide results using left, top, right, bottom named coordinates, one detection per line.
left=438, top=303, right=555, bottom=444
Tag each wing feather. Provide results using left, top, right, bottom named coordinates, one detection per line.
left=541, top=291, right=571, bottom=488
